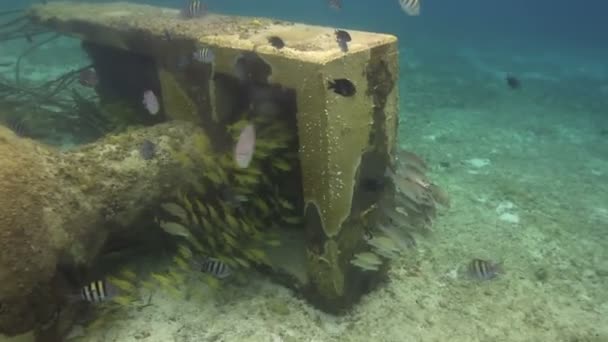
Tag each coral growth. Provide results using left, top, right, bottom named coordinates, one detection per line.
left=0, top=121, right=218, bottom=336
left=0, top=126, right=59, bottom=335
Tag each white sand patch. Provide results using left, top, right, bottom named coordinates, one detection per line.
left=498, top=212, right=520, bottom=224
left=591, top=207, right=608, bottom=223
left=496, top=200, right=515, bottom=214
left=465, top=158, right=491, bottom=168
left=496, top=201, right=520, bottom=224
left=465, top=158, right=491, bottom=174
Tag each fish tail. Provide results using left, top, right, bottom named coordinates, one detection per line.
left=327, top=81, right=335, bottom=90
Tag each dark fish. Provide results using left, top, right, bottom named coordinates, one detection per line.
left=193, top=46, right=215, bottom=63
left=200, top=258, right=232, bottom=279
left=25, top=34, right=33, bottom=43
left=79, top=279, right=119, bottom=303
left=181, top=0, right=207, bottom=19
left=506, top=75, right=521, bottom=89
left=0, top=62, right=12, bottom=67
left=335, top=29, right=351, bottom=52
left=328, top=78, right=356, bottom=97
left=139, top=139, right=156, bottom=160
left=78, top=68, right=98, bottom=88
left=267, top=36, right=285, bottom=49
left=335, top=29, right=351, bottom=42
left=399, top=0, right=420, bottom=16
left=328, top=0, right=342, bottom=10
left=467, top=259, right=503, bottom=280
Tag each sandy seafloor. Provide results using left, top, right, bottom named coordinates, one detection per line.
left=2, top=33, right=608, bottom=342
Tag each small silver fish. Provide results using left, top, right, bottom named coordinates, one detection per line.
left=192, top=47, right=215, bottom=64
left=467, top=259, right=503, bottom=280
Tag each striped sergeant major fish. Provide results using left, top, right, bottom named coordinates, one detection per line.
left=200, top=258, right=232, bottom=279
left=181, top=0, right=207, bottom=19
left=192, top=46, right=215, bottom=64
left=79, top=279, right=119, bottom=303
left=467, top=259, right=503, bottom=280
left=399, top=0, right=420, bottom=16
left=327, top=0, right=341, bottom=11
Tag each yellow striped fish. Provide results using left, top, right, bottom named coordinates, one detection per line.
left=399, top=0, right=420, bottom=16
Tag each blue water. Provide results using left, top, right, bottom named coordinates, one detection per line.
left=1, top=0, right=607, bottom=341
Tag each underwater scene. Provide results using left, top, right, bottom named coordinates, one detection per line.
left=0, top=0, right=607, bottom=341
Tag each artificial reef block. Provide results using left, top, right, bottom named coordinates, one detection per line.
left=27, top=1, right=399, bottom=313
left=27, top=0, right=398, bottom=235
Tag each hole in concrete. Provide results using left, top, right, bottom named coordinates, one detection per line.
left=233, top=52, right=272, bottom=85
left=82, top=41, right=164, bottom=125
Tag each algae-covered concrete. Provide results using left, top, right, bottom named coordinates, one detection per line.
left=0, top=122, right=212, bottom=336
left=27, top=1, right=399, bottom=313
